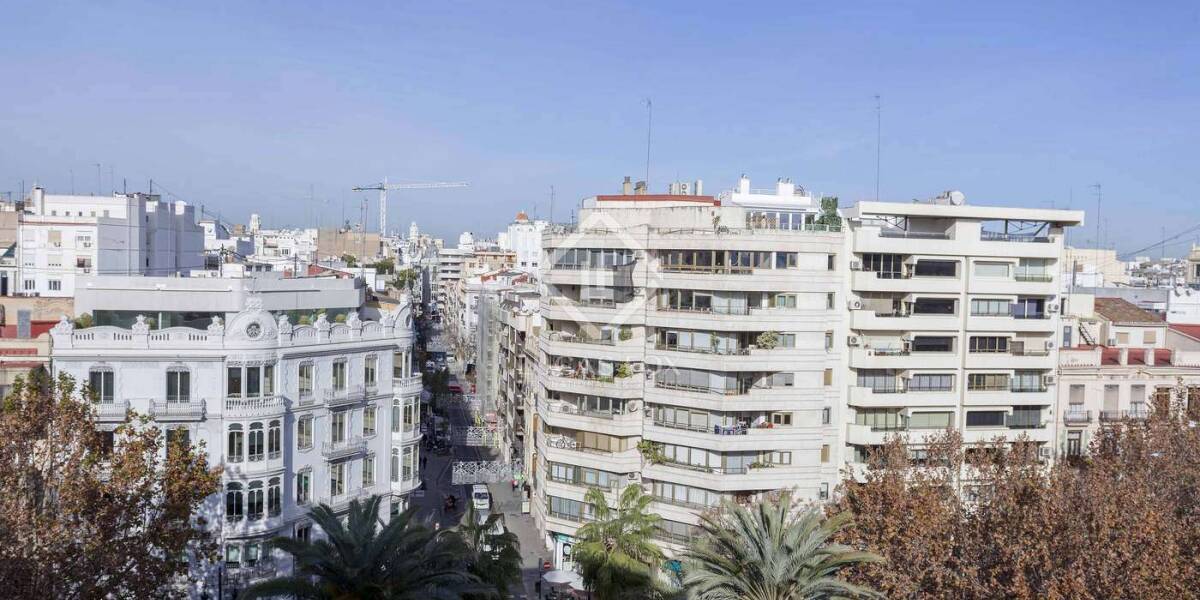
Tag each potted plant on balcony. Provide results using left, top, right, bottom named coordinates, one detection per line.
left=748, top=460, right=774, bottom=470
left=618, top=326, right=632, bottom=342
left=615, top=362, right=632, bottom=379
left=756, top=331, right=780, bottom=350
left=637, top=440, right=666, bottom=464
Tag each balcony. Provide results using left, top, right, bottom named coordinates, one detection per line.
left=324, top=385, right=365, bottom=408
left=322, top=436, right=368, bottom=460
left=327, top=487, right=372, bottom=512
left=981, top=231, right=1050, bottom=243
left=94, top=400, right=130, bottom=422
left=1014, top=273, right=1054, bottom=283
left=658, top=264, right=753, bottom=276
left=1099, top=409, right=1150, bottom=422
left=1063, top=410, right=1092, bottom=425
left=223, top=395, right=285, bottom=418
left=150, top=399, right=207, bottom=421
left=1005, top=412, right=1045, bottom=429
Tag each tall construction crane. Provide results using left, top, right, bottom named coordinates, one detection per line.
left=352, top=178, right=469, bottom=237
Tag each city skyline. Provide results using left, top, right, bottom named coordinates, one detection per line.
left=2, top=1, right=1198, bottom=252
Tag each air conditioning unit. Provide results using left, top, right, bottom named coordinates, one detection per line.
left=850, top=260, right=862, bottom=271
left=901, top=333, right=914, bottom=342
left=1107, top=338, right=1118, bottom=346
left=1044, top=375, right=1056, bottom=385
left=847, top=335, right=861, bottom=347
left=1038, top=446, right=1052, bottom=460
left=643, top=407, right=653, bottom=418
left=627, top=472, right=641, bottom=481
left=848, top=299, right=863, bottom=310
left=1048, top=303, right=1060, bottom=313
left=1045, top=340, right=1055, bottom=350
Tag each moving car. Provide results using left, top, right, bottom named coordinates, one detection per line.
left=471, top=484, right=491, bottom=512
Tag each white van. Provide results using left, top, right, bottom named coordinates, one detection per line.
left=471, top=484, right=491, bottom=512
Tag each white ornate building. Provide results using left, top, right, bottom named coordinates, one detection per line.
left=49, top=296, right=423, bottom=597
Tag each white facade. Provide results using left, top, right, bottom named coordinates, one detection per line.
left=50, top=295, right=422, bottom=596
left=15, top=187, right=204, bottom=297
left=500, top=212, right=548, bottom=278
left=842, top=200, right=1082, bottom=464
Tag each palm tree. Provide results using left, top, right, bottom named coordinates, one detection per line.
left=681, top=492, right=882, bottom=600
left=574, top=485, right=665, bottom=599
left=239, top=495, right=489, bottom=599
left=458, top=503, right=522, bottom=598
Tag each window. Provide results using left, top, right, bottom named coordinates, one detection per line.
left=268, top=420, right=281, bottom=459
left=48, top=231, right=61, bottom=247
left=968, top=373, right=1009, bottom=391
left=1144, top=330, right=1158, bottom=345
left=247, top=482, right=264, bottom=520
left=775, top=252, right=798, bottom=269
left=913, top=298, right=955, bottom=315
left=650, top=480, right=722, bottom=508
left=911, top=336, right=953, bottom=353
left=296, top=470, right=311, bottom=504
left=228, top=364, right=274, bottom=397
left=225, top=483, right=244, bottom=522
left=402, top=446, right=416, bottom=481
left=333, top=360, right=347, bottom=391
left=824, top=331, right=833, bottom=350
left=827, top=254, right=835, bottom=270
left=974, top=261, right=1010, bottom=277
left=771, top=412, right=792, bottom=426
left=965, top=410, right=1006, bottom=427
left=823, top=369, right=833, bottom=386
left=365, top=356, right=378, bottom=388
left=1063, top=325, right=1073, bottom=347
left=1015, top=258, right=1051, bottom=280
left=909, top=373, right=953, bottom=392
left=862, top=253, right=903, bottom=278
left=969, top=336, right=1009, bottom=353
left=820, top=445, right=831, bottom=463
left=819, top=482, right=830, bottom=500
left=1116, top=332, right=1130, bottom=345
left=331, top=411, right=347, bottom=443
left=48, top=280, right=62, bottom=291
left=363, top=406, right=377, bottom=436
left=822, top=407, right=831, bottom=425
left=909, top=411, right=953, bottom=429
left=913, top=260, right=956, bottom=277
left=330, top=463, right=346, bottom=497
left=1012, top=370, right=1043, bottom=392
left=971, top=299, right=1011, bottom=316
left=391, top=448, right=400, bottom=482
left=268, top=477, right=281, bottom=516
left=299, top=363, right=314, bottom=398
left=770, top=294, right=797, bottom=309
left=769, top=451, right=792, bottom=465
left=295, top=524, right=312, bottom=542
left=1066, top=431, right=1082, bottom=457
left=248, top=423, right=265, bottom=461
left=856, top=408, right=905, bottom=431
left=225, top=544, right=241, bottom=566
left=166, top=369, right=190, bottom=402
left=858, top=369, right=900, bottom=393
left=392, top=398, right=401, bottom=433
left=89, top=369, right=114, bottom=403
left=22, top=279, right=34, bottom=291
left=227, top=424, right=244, bottom=462
left=227, top=366, right=243, bottom=397
left=297, top=416, right=313, bottom=450
left=363, top=455, right=376, bottom=487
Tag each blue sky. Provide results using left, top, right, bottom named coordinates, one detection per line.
left=2, top=1, right=1197, bottom=254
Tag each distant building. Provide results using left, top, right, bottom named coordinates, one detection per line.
left=15, top=187, right=204, bottom=297
left=1064, top=247, right=1129, bottom=288
left=499, top=212, right=548, bottom=277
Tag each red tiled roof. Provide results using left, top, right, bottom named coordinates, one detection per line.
left=1094, top=298, right=1163, bottom=324
left=0, top=321, right=57, bottom=339
left=595, top=194, right=720, bottom=206
left=1169, top=324, right=1200, bottom=341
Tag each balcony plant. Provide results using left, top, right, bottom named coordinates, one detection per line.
left=748, top=460, right=775, bottom=470
left=619, top=326, right=633, bottom=342
left=637, top=440, right=666, bottom=464
left=615, top=362, right=632, bottom=379
left=756, top=331, right=780, bottom=350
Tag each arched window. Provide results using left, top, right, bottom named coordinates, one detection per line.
left=267, top=477, right=282, bottom=517
left=225, top=483, right=244, bottom=522
left=267, top=420, right=281, bottom=459
left=391, top=448, right=400, bottom=483
left=248, top=422, right=264, bottom=461
left=247, top=481, right=264, bottom=520
left=227, top=424, right=244, bottom=463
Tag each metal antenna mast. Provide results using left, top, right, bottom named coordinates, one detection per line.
left=1091, top=183, right=1102, bottom=249
left=643, top=98, right=653, bottom=189
left=874, top=94, right=882, bottom=202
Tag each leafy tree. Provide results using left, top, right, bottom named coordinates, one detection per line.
left=341, top=254, right=358, bottom=267
left=682, top=492, right=882, bottom=600
left=368, top=257, right=396, bottom=274
left=459, top=503, right=521, bottom=598
left=833, top=396, right=1200, bottom=599
left=815, top=196, right=841, bottom=229
left=241, top=495, right=489, bottom=599
left=392, top=268, right=419, bottom=293
left=575, top=485, right=665, bottom=599
left=73, top=311, right=94, bottom=328
left=0, top=370, right=220, bottom=597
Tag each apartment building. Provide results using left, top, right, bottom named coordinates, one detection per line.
left=843, top=198, right=1082, bottom=464
left=497, top=285, right=541, bottom=467
left=534, top=179, right=843, bottom=566
left=499, top=211, right=548, bottom=277
left=15, top=187, right=204, bottom=297
left=49, top=278, right=422, bottom=596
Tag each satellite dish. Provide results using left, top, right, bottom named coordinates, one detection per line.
left=948, top=190, right=966, bottom=205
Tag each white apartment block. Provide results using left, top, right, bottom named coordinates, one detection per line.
left=534, top=183, right=842, bottom=565
left=15, top=187, right=204, bottom=297
left=49, top=280, right=422, bottom=596
left=843, top=199, right=1081, bottom=465
left=499, top=211, right=548, bottom=277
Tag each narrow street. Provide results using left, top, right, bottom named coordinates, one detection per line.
left=413, top=348, right=550, bottom=598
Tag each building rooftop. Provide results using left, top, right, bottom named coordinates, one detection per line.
left=843, top=200, right=1084, bottom=225
left=595, top=194, right=719, bottom=206
left=1094, top=298, right=1164, bottom=324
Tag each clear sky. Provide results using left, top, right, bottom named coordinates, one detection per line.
left=2, top=1, right=1197, bottom=254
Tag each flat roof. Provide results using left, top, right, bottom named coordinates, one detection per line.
left=595, top=194, right=720, bottom=206
left=844, top=200, right=1084, bottom=226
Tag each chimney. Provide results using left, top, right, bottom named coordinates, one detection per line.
left=621, top=176, right=633, bottom=195
left=634, top=181, right=647, bottom=195
left=1145, top=347, right=1156, bottom=366
left=694, top=179, right=703, bottom=196
left=1117, top=347, right=1128, bottom=366
left=31, top=186, right=45, bottom=215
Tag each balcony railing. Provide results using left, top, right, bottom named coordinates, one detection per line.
left=650, top=419, right=750, bottom=436
left=659, top=460, right=750, bottom=475
left=658, top=264, right=754, bottom=275
left=1011, top=384, right=1049, bottom=393
left=94, top=400, right=130, bottom=422
left=654, top=343, right=750, bottom=356
left=878, top=230, right=951, bottom=240
left=656, top=304, right=753, bottom=316
left=1099, top=409, right=1150, bottom=422
left=981, top=231, right=1051, bottom=243
left=324, top=385, right=365, bottom=407
left=321, top=436, right=368, bottom=460
left=542, top=400, right=629, bottom=420
left=328, top=487, right=372, bottom=512
left=544, top=331, right=616, bottom=346
left=1005, top=413, right=1044, bottom=429
left=653, top=381, right=747, bottom=396
left=1014, top=273, right=1054, bottom=282
left=150, top=399, right=206, bottom=421
left=1063, top=410, right=1092, bottom=424
left=224, top=395, right=284, bottom=415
